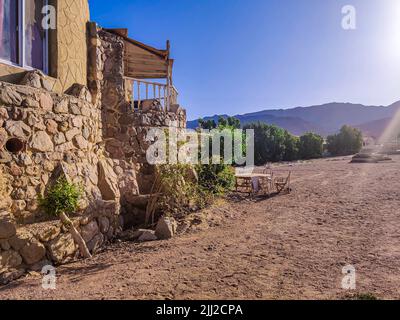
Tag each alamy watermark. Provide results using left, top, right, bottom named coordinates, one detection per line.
left=341, top=265, right=356, bottom=290
left=42, top=5, right=56, bottom=30
left=342, top=5, right=356, bottom=30
left=145, top=128, right=255, bottom=168
left=41, top=265, right=56, bottom=290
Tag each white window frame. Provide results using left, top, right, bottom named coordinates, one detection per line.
left=0, top=0, right=49, bottom=74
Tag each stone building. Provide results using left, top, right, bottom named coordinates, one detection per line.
left=0, top=0, right=186, bottom=281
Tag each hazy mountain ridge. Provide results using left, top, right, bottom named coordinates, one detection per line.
left=187, top=101, right=400, bottom=137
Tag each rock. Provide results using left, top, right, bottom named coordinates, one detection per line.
left=29, top=259, right=52, bottom=272
left=0, top=107, right=9, bottom=120
left=20, top=154, right=32, bottom=166
left=43, top=160, right=55, bottom=172
left=0, top=150, right=12, bottom=164
left=5, top=120, right=31, bottom=139
left=9, top=164, right=23, bottom=176
left=20, top=70, right=44, bottom=89
left=0, top=86, right=22, bottom=105
left=138, top=229, right=158, bottom=242
left=80, top=220, right=99, bottom=243
left=119, top=229, right=146, bottom=241
left=82, top=127, right=90, bottom=140
left=54, top=132, right=66, bottom=145
left=25, top=166, right=39, bottom=176
left=155, top=216, right=177, bottom=240
left=86, top=233, right=104, bottom=253
left=45, top=119, right=58, bottom=134
left=98, top=217, right=110, bottom=234
left=73, top=135, right=88, bottom=149
left=0, top=239, right=10, bottom=250
left=59, top=121, right=69, bottom=133
left=41, top=78, right=53, bottom=91
left=8, top=228, right=33, bottom=251
left=11, top=188, right=26, bottom=200
left=27, top=112, right=45, bottom=130
left=0, top=268, right=25, bottom=285
left=72, top=116, right=83, bottom=128
left=47, top=233, right=77, bottom=264
left=169, top=104, right=184, bottom=115
left=19, top=239, right=46, bottom=265
left=0, top=211, right=16, bottom=239
left=106, top=226, right=114, bottom=239
left=0, top=250, right=22, bottom=268
left=65, top=127, right=81, bottom=141
left=141, top=99, right=162, bottom=112
left=22, top=97, right=40, bottom=108
left=65, top=84, right=92, bottom=103
left=0, top=128, right=8, bottom=149
left=25, top=186, right=37, bottom=199
left=55, top=141, right=75, bottom=153
left=98, top=160, right=120, bottom=201
left=54, top=99, right=69, bottom=113
left=39, top=93, right=53, bottom=111
left=69, top=103, right=81, bottom=115
left=36, top=225, right=61, bottom=243
left=11, top=200, right=26, bottom=213
left=29, top=131, right=54, bottom=152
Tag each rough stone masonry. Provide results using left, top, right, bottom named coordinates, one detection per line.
left=0, top=26, right=186, bottom=284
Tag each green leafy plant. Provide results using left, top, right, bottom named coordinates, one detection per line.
left=39, top=178, right=91, bottom=259
left=196, top=164, right=235, bottom=195
left=327, top=125, right=363, bottom=156
left=354, top=293, right=378, bottom=300
left=157, top=164, right=213, bottom=217
left=299, top=132, right=324, bottom=160
left=39, top=178, right=82, bottom=218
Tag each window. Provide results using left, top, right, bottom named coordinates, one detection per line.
left=0, top=0, right=48, bottom=73
left=0, top=0, right=18, bottom=64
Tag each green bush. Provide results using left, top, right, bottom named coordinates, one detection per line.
left=196, top=164, right=235, bottom=195
left=327, top=125, right=363, bottom=156
left=243, top=123, right=287, bottom=165
left=283, top=131, right=300, bottom=161
left=39, top=178, right=83, bottom=217
left=299, top=132, right=324, bottom=159
left=157, top=164, right=213, bottom=216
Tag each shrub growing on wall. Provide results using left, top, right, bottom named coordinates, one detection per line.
left=39, top=178, right=92, bottom=259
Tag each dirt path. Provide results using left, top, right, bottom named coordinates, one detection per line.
left=1, top=156, right=400, bottom=300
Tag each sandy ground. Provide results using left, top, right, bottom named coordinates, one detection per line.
left=1, top=156, right=400, bottom=300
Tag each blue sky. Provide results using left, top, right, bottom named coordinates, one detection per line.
left=89, top=0, right=400, bottom=120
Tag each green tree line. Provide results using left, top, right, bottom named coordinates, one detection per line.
left=198, top=117, right=363, bottom=166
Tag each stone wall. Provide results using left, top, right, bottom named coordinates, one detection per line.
left=88, top=27, right=186, bottom=227
left=1, top=25, right=187, bottom=283
left=0, top=199, right=119, bottom=284
left=0, top=77, right=121, bottom=283
left=0, top=81, right=105, bottom=222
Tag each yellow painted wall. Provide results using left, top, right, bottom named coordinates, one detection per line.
left=52, top=0, right=90, bottom=93
left=0, top=0, right=90, bottom=94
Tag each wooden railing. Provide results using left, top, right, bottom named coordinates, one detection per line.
left=124, top=77, right=178, bottom=112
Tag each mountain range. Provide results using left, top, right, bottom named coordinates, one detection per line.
left=187, top=101, right=400, bottom=138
